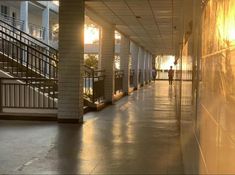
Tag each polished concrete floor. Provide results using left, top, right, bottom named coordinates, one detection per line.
left=0, top=81, right=184, bottom=174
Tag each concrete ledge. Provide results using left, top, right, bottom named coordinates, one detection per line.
left=0, top=113, right=57, bottom=121
left=129, top=87, right=135, bottom=93
left=96, top=102, right=108, bottom=111
left=155, top=79, right=192, bottom=81
left=57, top=118, right=82, bottom=124
left=113, top=92, right=125, bottom=102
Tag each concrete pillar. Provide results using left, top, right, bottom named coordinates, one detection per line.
left=130, top=42, right=139, bottom=89
left=145, top=52, right=150, bottom=83
left=98, top=26, right=102, bottom=69
left=149, top=54, right=153, bottom=81
left=143, top=50, right=148, bottom=84
left=120, top=34, right=130, bottom=95
left=100, top=25, right=115, bottom=103
left=58, top=0, right=84, bottom=123
left=148, top=53, right=152, bottom=82
left=139, top=48, right=145, bottom=86
left=20, top=1, right=29, bottom=33
left=42, top=3, right=50, bottom=44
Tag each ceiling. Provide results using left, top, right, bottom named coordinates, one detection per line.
left=85, top=0, right=183, bottom=55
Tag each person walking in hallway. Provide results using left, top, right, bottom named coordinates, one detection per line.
left=168, top=66, right=174, bottom=85
left=152, top=67, right=157, bottom=81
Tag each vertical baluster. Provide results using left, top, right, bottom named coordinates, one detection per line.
left=24, top=83, right=26, bottom=108
left=9, top=83, right=12, bottom=107
left=0, top=79, right=2, bottom=112
left=33, top=82, right=35, bottom=108
left=43, top=81, right=45, bottom=108
left=53, top=81, right=55, bottom=109
left=5, top=84, right=7, bottom=108
left=26, top=46, right=29, bottom=78
left=92, top=69, right=95, bottom=103
left=38, top=81, right=41, bottom=108
left=18, top=84, right=20, bottom=108
left=47, top=80, right=50, bottom=108
left=14, top=83, right=16, bottom=108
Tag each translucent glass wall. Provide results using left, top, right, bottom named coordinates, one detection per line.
left=198, top=0, right=235, bottom=173
left=178, top=0, right=235, bottom=174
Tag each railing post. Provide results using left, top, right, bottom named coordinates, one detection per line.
left=0, top=78, right=3, bottom=113
left=92, top=69, right=95, bottom=103
left=26, top=46, right=29, bottom=78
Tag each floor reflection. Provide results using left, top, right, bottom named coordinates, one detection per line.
left=0, top=81, right=184, bottom=174
left=168, top=85, right=173, bottom=99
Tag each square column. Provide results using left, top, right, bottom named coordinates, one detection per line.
left=147, top=53, right=152, bottom=83
left=130, top=42, right=139, bottom=89
left=138, top=48, right=145, bottom=86
left=58, top=0, right=84, bottom=123
left=143, top=50, right=148, bottom=85
left=100, top=25, right=115, bottom=103
left=149, top=54, right=153, bottom=81
left=145, top=52, right=149, bottom=84
left=20, top=1, right=29, bottom=33
left=98, top=26, right=102, bottom=69
left=120, top=34, right=130, bottom=95
left=42, top=3, right=50, bottom=44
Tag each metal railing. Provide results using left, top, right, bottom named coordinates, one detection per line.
left=84, top=65, right=105, bottom=104
left=130, top=69, right=135, bottom=87
left=0, top=78, right=57, bottom=110
left=0, top=19, right=58, bottom=59
left=0, top=31, right=58, bottom=79
left=0, top=14, right=58, bottom=47
left=115, top=70, right=124, bottom=93
left=28, top=23, right=45, bottom=41
left=0, top=19, right=108, bottom=111
left=156, top=70, right=168, bottom=80
left=156, top=69, right=192, bottom=81
left=0, top=13, right=24, bottom=30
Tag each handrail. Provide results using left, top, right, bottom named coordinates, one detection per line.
left=0, top=31, right=58, bottom=63
left=115, top=70, right=124, bottom=93
left=0, top=14, right=58, bottom=44
left=0, top=31, right=58, bottom=79
left=0, top=14, right=24, bottom=30
left=84, top=64, right=94, bottom=72
left=0, top=13, right=24, bottom=24
left=0, top=25, right=57, bottom=60
left=84, top=65, right=105, bottom=103
left=0, top=19, right=57, bottom=54
left=0, top=78, right=57, bottom=81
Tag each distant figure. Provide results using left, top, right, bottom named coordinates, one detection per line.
left=168, top=66, right=174, bottom=85
left=152, top=68, right=157, bottom=81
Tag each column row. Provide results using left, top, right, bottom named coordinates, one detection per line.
left=58, top=0, right=155, bottom=123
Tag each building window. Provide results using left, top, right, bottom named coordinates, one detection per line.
left=1, top=5, right=8, bottom=17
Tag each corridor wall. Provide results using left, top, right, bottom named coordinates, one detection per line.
left=197, top=0, right=235, bottom=173
left=178, top=0, right=235, bottom=174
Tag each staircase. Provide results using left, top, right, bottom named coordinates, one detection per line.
left=0, top=19, right=58, bottom=78
left=0, top=19, right=105, bottom=114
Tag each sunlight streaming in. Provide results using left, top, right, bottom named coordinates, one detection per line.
left=84, top=24, right=99, bottom=44
left=217, top=0, right=235, bottom=45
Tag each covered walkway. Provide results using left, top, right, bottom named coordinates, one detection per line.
left=0, top=81, right=184, bottom=174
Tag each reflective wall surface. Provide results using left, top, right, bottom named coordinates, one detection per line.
left=178, top=0, right=235, bottom=174
left=199, top=0, right=235, bottom=173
